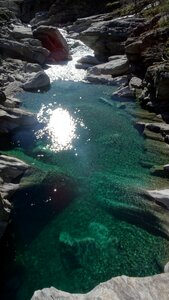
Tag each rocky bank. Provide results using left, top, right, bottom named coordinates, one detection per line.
left=0, top=0, right=70, bottom=237
left=31, top=273, right=169, bottom=300
left=1, top=0, right=169, bottom=299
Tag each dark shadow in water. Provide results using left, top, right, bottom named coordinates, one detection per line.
left=0, top=122, right=45, bottom=153
left=0, top=227, right=25, bottom=300
left=0, top=133, right=14, bottom=151
left=0, top=173, right=78, bottom=300
left=11, top=173, right=78, bottom=243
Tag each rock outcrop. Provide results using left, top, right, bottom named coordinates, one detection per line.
left=31, top=273, right=169, bottom=300
left=22, top=70, right=50, bottom=91
left=0, top=154, right=29, bottom=238
left=33, top=25, right=70, bottom=62
left=88, top=55, right=129, bottom=76
left=68, top=15, right=145, bottom=60
left=0, top=38, right=50, bottom=65
left=23, top=0, right=121, bottom=25
left=11, top=24, right=33, bottom=40
left=0, top=103, right=37, bottom=133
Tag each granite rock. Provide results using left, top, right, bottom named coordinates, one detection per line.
left=147, top=189, right=169, bottom=209
left=22, top=71, right=50, bottom=91
left=88, top=55, right=129, bottom=76
left=0, top=38, right=50, bottom=65
left=31, top=273, right=169, bottom=300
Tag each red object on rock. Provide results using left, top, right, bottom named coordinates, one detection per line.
left=33, top=25, right=70, bottom=63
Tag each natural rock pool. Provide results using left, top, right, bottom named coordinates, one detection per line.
left=1, top=80, right=169, bottom=300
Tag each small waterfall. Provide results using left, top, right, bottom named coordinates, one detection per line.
left=45, top=29, right=94, bottom=82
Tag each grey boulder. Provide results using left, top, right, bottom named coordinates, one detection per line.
left=0, top=38, right=50, bottom=65
left=22, top=71, right=50, bottom=91
left=88, top=55, right=129, bottom=76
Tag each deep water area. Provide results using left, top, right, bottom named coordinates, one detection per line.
left=1, top=81, right=169, bottom=300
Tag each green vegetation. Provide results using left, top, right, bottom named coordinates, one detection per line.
left=143, top=0, right=169, bottom=19
left=159, top=15, right=169, bottom=28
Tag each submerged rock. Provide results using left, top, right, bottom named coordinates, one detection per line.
left=31, top=273, right=169, bottom=300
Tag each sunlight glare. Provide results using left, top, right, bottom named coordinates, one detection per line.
left=47, top=108, right=76, bottom=152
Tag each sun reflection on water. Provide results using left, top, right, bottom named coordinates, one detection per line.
left=47, top=108, right=77, bottom=152
left=36, top=105, right=86, bottom=153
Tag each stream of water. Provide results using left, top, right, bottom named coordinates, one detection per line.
left=1, top=38, right=169, bottom=300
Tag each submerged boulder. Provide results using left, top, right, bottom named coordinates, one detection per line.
left=33, top=25, right=70, bottom=62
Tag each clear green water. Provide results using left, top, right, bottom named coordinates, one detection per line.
left=1, top=81, right=169, bottom=300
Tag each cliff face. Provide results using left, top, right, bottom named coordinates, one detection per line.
left=21, top=0, right=123, bottom=23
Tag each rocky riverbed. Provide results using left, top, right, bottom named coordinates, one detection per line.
left=1, top=0, right=169, bottom=299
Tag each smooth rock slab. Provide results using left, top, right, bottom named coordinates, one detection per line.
left=86, top=74, right=128, bottom=86
left=77, top=55, right=100, bottom=65
left=88, top=55, right=129, bottom=76
left=11, top=25, right=33, bottom=40
left=31, top=273, right=169, bottom=300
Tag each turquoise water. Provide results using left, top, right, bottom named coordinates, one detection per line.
left=1, top=81, right=169, bottom=300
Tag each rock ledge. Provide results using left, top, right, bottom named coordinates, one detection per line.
left=31, top=273, right=169, bottom=300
